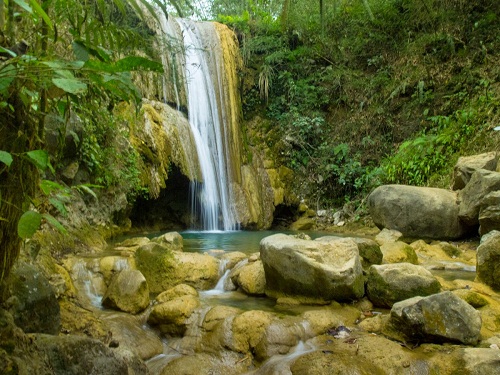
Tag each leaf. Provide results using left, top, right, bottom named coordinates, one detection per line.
left=29, top=0, right=53, bottom=30
left=0, top=47, right=17, bottom=58
left=74, top=184, right=98, bottom=199
left=40, top=179, right=66, bottom=195
left=42, top=213, right=67, bottom=234
left=0, top=151, right=13, bottom=167
left=17, top=210, right=42, bottom=239
left=26, top=150, right=49, bottom=169
left=52, top=78, right=87, bottom=94
left=13, top=0, right=32, bottom=13
left=49, top=197, right=68, bottom=217
left=72, top=41, right=89, bottom=62
left=115, top=56, right=163, bottom=73
left=0, top=65, right=17, bottom=96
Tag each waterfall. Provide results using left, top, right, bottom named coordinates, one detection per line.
left=176, top=19, right=239, bottom=231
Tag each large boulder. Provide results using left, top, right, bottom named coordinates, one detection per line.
left=102, top=269, right=150, bottom=314
left=380, top=241, right=418, bottom=264
left=366, top=263, right=441, bottom=307
left=2, top=262, right=60, bottom=334
left=135, top=242, right=219, bottom=293
left=316, top=236, right=382, bottom=268
left=390, top=291, right=481, bottom=345
left=147, top=294, right=200, bottom=336
left=479, top=191, right=500, bottom=235
left=452, top=152, right=498, bottom=190
left=476, top=230, right=500, bottom=291
left=368, top=185, right=470, bottom=240
left=459, top=169, right=500, bottom=226
left=260, top=234, right=364, bottom=302
left=463, top=348, right=500, bottom=375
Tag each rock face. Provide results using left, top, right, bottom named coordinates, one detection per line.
left=2, top=262, right=60, bottom=335
left=368, top=184, right=470, bottom=240
left=260, top=234, right=364, bottom=302
left=102, top=269, right=150, bottom=314
left=230, top=259, right=266, bottom=295
left=476, top=230, right=500, bottom=291
left=459, top=169, right=500, bottom=226
left=452, top=152, right=498, bottom=190
left=479, top=191, right=500, bottom=235
left=366, top=263, right=441, bottom=307
left=134, top=238, right=219, bottom=293
left=390, top=291, right=482, bottom=345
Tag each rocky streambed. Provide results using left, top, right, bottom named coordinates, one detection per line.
left=2, top=225, right=499, bottom=375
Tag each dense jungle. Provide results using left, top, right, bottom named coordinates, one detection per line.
left=1, top=0, right=500, bottom=374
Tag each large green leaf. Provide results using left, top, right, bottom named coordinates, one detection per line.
left=29, top=0, right=53, bottom=30
left=52, top=78, right=87, bottom=94
left=49, top=196, right=68, bottom=217
left=0, top=47, right=17, bottom=58
left=40, top=179, right=66, bottom=195
left=17, top=210, right=42, bottom=239
left=0, top=151, right=13, bottom=167
left=0, top=65, right=17, bottom=96
left=26, top=150, right=49, bottom=169
left=13, top=0, right=32, bottom=13
left=115, top=56, right=163, bottom=73
left=42, top=213, right=67, bottom=234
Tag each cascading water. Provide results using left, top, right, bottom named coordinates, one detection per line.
left=169, top=19, right=240, bottom=231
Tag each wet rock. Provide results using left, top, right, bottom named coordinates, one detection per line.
left=253, top=317, right=305, bottom=361
left=260, top=234, right=364, bottom=302
left=316, top=236, right=382, bottom=268
left=231, top=310, right=274, bottom=354
left=147, top=294, right=200, bottom=336
left=151, top=231, right=184, bottom=250
left=463, top=348, right=500, bottom=375
left=375, top=228, right=403, bottom=245
left=381, top=241, right=418, bottom=264
left=230, top=259, right=266, bottom=295
left=452, top=152, right=498, bottom=190
left=102, top=269, right=150, bottom=314
left=390, top=291, right=481, bottom=345
left=2, top=262, right=60, bottom=334
left=158, top=351, right=250, bottom=375
left=366, top=263, right=441, bottom=307
left=135, top=242, right=219, bottom=293
left=202, top=305, right=242, bottom=332
left=476, top=231, right=500, bottom=291
left=99, top=256, right=134, bottom=285
left=459, top=169, right=500, bottom=226
left=156, top=283, right=198, bottom=302
left=219, top=251, right=247, bottom=269
left=368, top=184, right=470, bottom=240
left=289, top=216, right=316, bottom=231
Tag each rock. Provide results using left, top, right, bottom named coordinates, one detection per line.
left=156, top=283, right=198, bottom=303
left=260, top=234, right=364, bottom=302
left=316, top=236, right=382, bottom=268
left=219, top=251, right=247, bottom=269
left=135, top=242, right=219, bottom=293
left=368, top=184, right=470, bottom=240
left=289, top=216, right=316, bottom=231
left=230, top=259, right=266, bottom=295
left=479, top=191, right=500, bottom=235
left=476, top=230, right=500, bottom=291
left=159, top=351, right=250, bottom=375
left=231, top=310, right=273, bottom=354
left=374, top=228, right=403, bottom=245
left=366, top=263, right=441, bottom=307
left=202, top=305, right=242, bottom=332
left=390, top=291, right=482, bottom=345
left=102, top=269, right=150, bottom=314
left=459, top=169, right=500, bottom=226
left=147, top=294, right=200, bottom=336
left=452, top=152, right=498, bottom=190
left=151, top=231, right=184, bottom=250
left=2, top=262, right=60, bottom=334
left=99, top=256, right=134, bottom=285
left=463, top=348, right=500, bottom=375
left=380, top=241, right=419, bottom=264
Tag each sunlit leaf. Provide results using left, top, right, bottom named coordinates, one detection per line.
left=13, top=0, right=32, bottom=13
left=0, top=151, right=13, bottom=167
left=52, top=78, right=87, bottom=94
left=115, top=56, right=163, bottom=73
left=42, top=213, right=67, bottom=234
left=49, top=197, right=68, bottom=217
left=40, top=179, right=66, bottom=195
left=17, top=210, right=42, bottom=239
left=29, top=0, right=53, bottom=30
left=0, top=47, right=17, bottom=58
left=26, top=150, right=49, bottom=169
left=74, top=184, right=98, bottom=199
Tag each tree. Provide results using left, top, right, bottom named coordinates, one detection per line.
left=0, top=0, right=164, bottom=284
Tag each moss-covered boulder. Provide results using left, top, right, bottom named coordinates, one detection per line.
left=381, top=241, right=419, bottom=264
left=390, top=291, right=482, bottom=345
left=135, top=241, right=219, bottom=293
left=366, top=263, right=441, bottom=307
left=102, top=269, right=150, bottom=314
left=230, top=259, right=266, bottom=296
left=147, top=294, right=200, bottom=336
left=476, top=230, right=500, bottom=291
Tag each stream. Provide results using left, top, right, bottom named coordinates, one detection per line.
left=69, top=230, right=478, bottom=374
